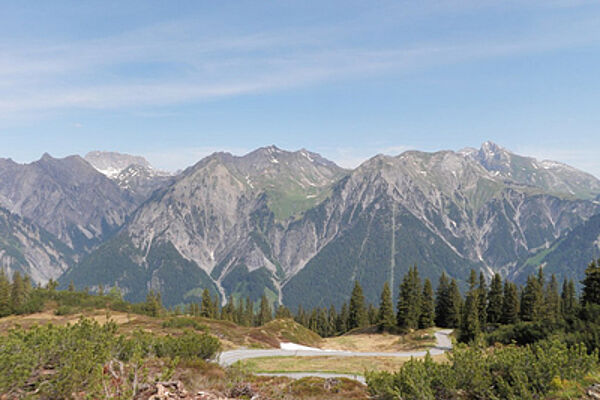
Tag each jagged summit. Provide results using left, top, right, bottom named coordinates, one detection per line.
left=84, top=151, right=153, bottom=178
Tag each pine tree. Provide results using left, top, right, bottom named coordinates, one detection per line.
left=348, top=281, right=368, bottom=330
left=367, top=304, right=378, bottom=325
left=10, top=271, right=26, bottom=312
left=258, top=294, right=272, bottom=326
left=582, top=259, right=600, bottom=306
left=275, top=304, right=292, bottom=319
left=0, top=270, right=11, bottom=317
left=501, top=281, right=519, bottom=324
left=419, top=278, right=435, bottom=329
left=477, top=272, right=488, bottom=328
left=561, top=278, right=578, bottom=318
left=221, top=295, right=235, bottom=321
left=447, top=279, right=463, bottom=328
left=245, top=297, right=254, bottom=326
left=397, top=266, right=422, bottom=330
left=328, top=305, right=337, bottom=336
left=459, top=270, right=480, bottom=343
left=144, top=290, right=162, bottom=317
left=200, top=289, right=213, bottom=318
left=338, top=302, right=349, bottom=333
left=68, top=280, right=75, bottom=292
left=487, top=273, right=503, bottom=324
left=212, top=294, right=220, bottom=318
left=317, top=308, right=330, bottom=337
left=520, top=275, right=543, bottom=321
left=378, top=281, right=396, bottom=329
left=434, top=273, right=450, bottom=327
left=295, top=305, right=307, bottom=327
left=545, top=274, right=560, bottom=322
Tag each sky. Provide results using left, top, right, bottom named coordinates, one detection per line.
left=1, top=1, right=599, bottom=176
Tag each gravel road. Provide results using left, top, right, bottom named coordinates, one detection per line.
left=218, top=329, right=453, bottom=382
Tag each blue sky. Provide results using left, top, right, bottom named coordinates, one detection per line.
left=1, top=1, right=599, bottom=175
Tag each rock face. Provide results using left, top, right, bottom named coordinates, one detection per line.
left=0, top=207, right=73, bottom=284
left=61, top=143, right=600, bottom=309
left=0, top=154, right=137, bottom=254
left=462, top=141, right=600, bottom=199
left=85, top=151, right=174, bottom=202
left=85, top=151, right=152, bottom=177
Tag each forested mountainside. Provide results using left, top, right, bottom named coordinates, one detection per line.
left=58, top=142, right=600, bottom=309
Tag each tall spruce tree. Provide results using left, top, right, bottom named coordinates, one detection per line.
left=258, top=294, right=272, bottom=326
left=348, top=281, right=368, bottom=329
left=200, top=289, right=213, bottom=318
left=487, top=273, right=503, bottom=324
left=477, top=272, right=488, bottom=328
left=501, top=281, right=519, bottom=324
left=397, top=265, right=422, bottom=330
left=459, top=270, right=480, bottom=342
left=434, top=273, right=450, bottom=327
left=338, top=303, right=349, bottom=333
left=0, top=270, right=11, bottom=317
left=419, top=278, right=435, bottom=329
left=545, top=274, right=561, bottom=321
left=582, top=259, right=600, bottom=305
left=447, top=279, right=463, bottom=328
left=377, top=281, right=395, bottom=329
left=561, top=278, right=578, bottom=317
left=10, top=271, right=26, bottom=312
left=245, top=297, right=254, bottom=326
left=520, top=275, right=543, bottom=321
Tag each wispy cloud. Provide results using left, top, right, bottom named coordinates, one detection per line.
left=1, top=3, right=599, bottom=119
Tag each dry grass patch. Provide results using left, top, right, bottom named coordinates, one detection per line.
left=321, top=328, right=437, bottom=352
left=239, top=353, right=447, bottom=375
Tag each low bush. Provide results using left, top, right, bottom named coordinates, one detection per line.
left=366, top=338, right=598, bottom=400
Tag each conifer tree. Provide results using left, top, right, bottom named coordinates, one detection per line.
left=397, top=265, right=422, bottom=330
left=367, top=304, right=378, bottom=325
left=459, top=270, right=480, bottom=342
left=561, top=278, right=578, bottom=317
left=221, top=295, right=235, bottom=321
left=275, top=304, right=292, bottom=319
left=258, top=294, right=272, bottom=326
left=377, top=281, right=396, bottom=329
left=582, top=259, right=600, bottom=305
left=348, top=281, right=368, bottom=329
left=419, top=278, right=435, bottom=329
left=0, top=270, right=11, bottom=317
left=317, top=308, right=330, bottom=336
left=545, top=274, right=560, bottom=321
left=144, top=290, right=162, bottom=317
left=328, top=305, right=337, bottom=336
left=338, top=302, right=349, bottom=333
left=68, top=280, right=75, bottom=292
left=434, top=272, right=450, bottom=327
left=10, top=271, right=26, bottom=312
left=477, top=272, right=488, bottom=328
left=245, top=297, right=254, bottom=326
left=200, top=289, right=213, bottom=318
left=295, top=305, right=307, bottom=327
left=447, top=279, right=463, bottom=328
left=501, top=281, right=519, bottom=324
left=487, top=273, right=503, bottom=324
left=520, top=275, right=543, bottom=321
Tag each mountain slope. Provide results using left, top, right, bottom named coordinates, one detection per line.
left=61, top=147, right=346, bottom=305
left=64, top=144, right=600, bottom=308
left=85, top=151, right=174, bottom=202
left=515, top=212, right=600, bottom=285
left=462, top=141, right=600, bottom=200
left=0, top=154, right=137, bottom=254
left=0, top=207, right=73, bottom=284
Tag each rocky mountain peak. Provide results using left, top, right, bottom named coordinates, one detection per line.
left=84, top=151, right=152, bottom=178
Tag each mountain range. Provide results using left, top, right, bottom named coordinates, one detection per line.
left=1, top=142, right=599, bottom=309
